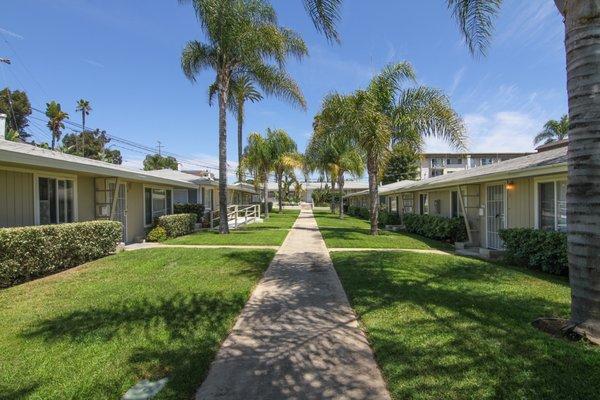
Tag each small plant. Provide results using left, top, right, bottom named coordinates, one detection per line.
left=499, top=228, right=567, bottom=276
left=174, top=203, right=205, bottom=222
left=146, top=226, right=167, bottom=242
left=157, top=213, right=196, bottom=238
left=403, top=213, right=467, bottom=243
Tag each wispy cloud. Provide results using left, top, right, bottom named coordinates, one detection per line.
left=0, top=27, right=24, bottom=40
left=449, top=67, right=466, bottom=96
left=83, top=59, right=105, bottom=68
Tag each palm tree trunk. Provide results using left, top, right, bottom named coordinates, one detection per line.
left=263, top=173, right=269, bottom=219
left=330, top=179, right=336, bottom=213
left=338, top=175, right=344, bottom=219
left=277, top=173, right=283, bottom=213
left=367, top=158, right=379, bottom=235
left=237, top=107, right=243, bottom=182
left=217, top=75, right=230, bottom=234
left=82, top=111, right=86, bottom=132
left=556, top=0, right=600, bottom=340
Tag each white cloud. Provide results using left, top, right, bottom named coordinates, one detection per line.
left=0, top=27, right=24, bottom=40
left=449, top=67, right=466, bottom=96
left=83, top=59, right=105, bottom=68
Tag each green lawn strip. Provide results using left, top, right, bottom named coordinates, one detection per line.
left=164, top=210, right=298, bottom=246
left=313, top=210, right=451, bottom=250
left=0, top=248, right=274, bottom=400
left=331, top=251, right=600, bottom=400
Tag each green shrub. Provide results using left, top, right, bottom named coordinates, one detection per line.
left=403, top=213, right=468, bottom=243
left=0, top=220, right=122, bottom=288
left=146, top=226, right=167, bottom=242
left=499, top=228, right=567, bottom=276
left=259, top=202, right=273, bottom=213
left=379, top=210, right=401, bottom=227
left=174, top=203, right=205, bottom=223
left=157, top=213, right=196, bottom=238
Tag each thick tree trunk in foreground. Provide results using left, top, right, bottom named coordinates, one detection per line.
left=367, top=159, right=379, bottom=235
left=330, top=179, right=336, bottom=213
left=556, top=0, right=600, bottom=340
left=218, top=75, right=230, bottom=234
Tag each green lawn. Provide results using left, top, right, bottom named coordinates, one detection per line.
left=313, top=210, right=451, bottom=250
left=164, top=210, right=298, bottom=246
left=0, top=248, right=274, bottom=400
left=332, top=251, right=600, bottom=400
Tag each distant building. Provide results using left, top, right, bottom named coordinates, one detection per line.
left=419, top=152, right=532, bottom=180
left=266, top=180, right=368, bottom=204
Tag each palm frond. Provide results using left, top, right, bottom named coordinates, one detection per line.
left=302, top=0, right=342, bottom=43
left=250, top=64, right=306, bottom=109
left=447, top=0, right=502, bottom=56
left=181, top=40, right=217, bottom=82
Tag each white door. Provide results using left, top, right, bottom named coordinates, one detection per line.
left=108, top=182, right=127, bottom=242
left=486, top=184, right=505, bottom=249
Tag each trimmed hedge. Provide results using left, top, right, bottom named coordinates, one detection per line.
left=0, top=221, right=122, bottom=288
left=403, top=213, right=468, bottom=243
left=174, top=203, right=205, bottom=223
left=347, top=206, right=401, bottom=227
left=157, top=213, right=196, bottom=238
left=499, top=228, right=568, bottom=276
left=146, top=226, right=167, bottom=242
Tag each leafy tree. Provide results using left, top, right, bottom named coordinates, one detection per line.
left=62, top=129, right=122, bottom=164
left=210, top=75, right=263, bottom=181
left=0, top=88, right=31, bottom=139
left=75, top=99, right=92, bottom=132
left=180, top=0, right=307, bottom=234
left=143, top=154, right=178, bottom=171
left=268, top=128, right=302, bottom=212
left=45, top=101, right=69, bottom=150
left=4, top=129, right=21, bottom=142
left=534, top=114, right=569, bottom=145
left=381, top=144, right=420, bottom=184
left=446, top=0, right=600, bottom=341
left=241, top=132, right=273, bottom=219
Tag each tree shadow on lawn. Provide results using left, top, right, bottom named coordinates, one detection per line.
left=318, top=227, right=451, bottom=250
left=334, top=252, right=600, bottom=399
left=21, top=291, right=250, bottom=399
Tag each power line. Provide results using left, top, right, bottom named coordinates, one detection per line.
left=0, top=31, right=49, bottom=97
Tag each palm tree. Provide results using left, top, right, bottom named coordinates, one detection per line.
left=242, top=132, right=273, bottom=219
left=210, top=75, right=263, bottom=181
left=45, top=101, right=68, bottom=150
left=534, top=115, right=569, bottom=146
left=180, top=0, right=307, bottom=234
left=447, top=0, right=600, bottom=343
left=267, top=128, right=302, bottom=213
left=75, top=99, right=91, bottom=131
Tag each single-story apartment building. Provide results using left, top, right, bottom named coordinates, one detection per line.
left=267, top=180, right=368, bottom=204
left=0, top=136, right=199, bottom=243
left=346, top=141, right=567, bottom=253
left=146, top=169, right=258, bottom=210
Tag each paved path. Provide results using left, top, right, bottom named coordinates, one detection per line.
left=124, top=243, right=280, bottom=251
left=196, top=209, right=391, bottom=400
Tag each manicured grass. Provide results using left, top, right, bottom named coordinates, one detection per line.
left=0, top=248, right=274, bottom=399
left=332, top=251, right=600, bottom=400
left=164, top=210, right=298, bottom=246
left=313, top=210, right=451, bottom=250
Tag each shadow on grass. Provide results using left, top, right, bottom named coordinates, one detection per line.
left=333, top=252, right=600, bottom=399
left=0, top=384, right=40, bottom=400
left=318, top=227, right=451, bottom=250
left=21, top=291, right=249, bottom=399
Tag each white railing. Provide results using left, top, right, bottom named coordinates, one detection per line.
left=210, top=204, right=261, bottom=229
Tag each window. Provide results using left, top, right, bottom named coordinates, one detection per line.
left=37, top=177, right=75, bottom=225
left=431, top=158, right=444, bottom=168
left=446, top=158, right=463, bottom=165
left=402, top=194, right=413, bottom=214
left=144, top=188, right=173, bottom=226
left=431, top=169, right=444, bottom=177
left=481, top=157, right=494, bottom=166
left=538, top=180, right=567, bottom=232
left=419, top=194, right=428, bottom=215
left=390, top=197, right=397, bottom=212
left=201, top=187, right=205, bottom=205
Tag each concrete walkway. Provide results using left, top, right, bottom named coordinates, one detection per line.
left=196, top=209, right=391, bottom=400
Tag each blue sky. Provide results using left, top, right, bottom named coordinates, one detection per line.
left=1, top=0, right=566, bottom=176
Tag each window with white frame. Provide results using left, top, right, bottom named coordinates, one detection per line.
left=37, top=177, right=75, bottom=224
left=481, top=157, right=494, bottom=166
left=538, top=180, right=567, bottom=232
left=446, top=157, right=463, bottom=165
left=144, top=188, right=172, bottom=226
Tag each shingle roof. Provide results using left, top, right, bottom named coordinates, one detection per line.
left=343, top=147, right=567, bottom=198
left=148, top=169, right=257, bottom=193
left=0, top=140, right=197, bottom=188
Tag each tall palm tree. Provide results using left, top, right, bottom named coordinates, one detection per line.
left=180, top=0, right=307, bottom=234
left=242, top=132, right=273, bottom=219
left=447, top=0, right=600, bottom=343
left=45, top=101, right=68, bottom=150
left=267, top=128, right=302, bottom=212
left=534, top=115, right=569, bottom=146
left=210, top=75, right=263, bottom=181
left=75, top=99, right=91, bottom=131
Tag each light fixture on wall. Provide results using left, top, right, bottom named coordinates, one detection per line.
left=506, top=181, right=515, bottom=190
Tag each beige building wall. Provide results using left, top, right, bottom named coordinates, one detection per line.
left=77, top=176, right=95, bottom=222
left=0, top=169, right=34, bottom=227
left=506, top=177, right=534, bottom=229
